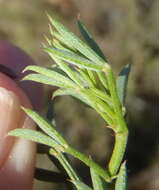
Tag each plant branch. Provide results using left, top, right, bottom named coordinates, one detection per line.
left=108, top=130, right=128, bottom=176
left=103, top=67, right=128, bottom=176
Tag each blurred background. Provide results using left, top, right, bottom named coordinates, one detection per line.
left=0, top=0, right=159, bottom=189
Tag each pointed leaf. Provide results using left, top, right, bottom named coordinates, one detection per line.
left=91, top=88, right=112, bottom=106
left=45, top=47, right=103, bottom=71
left=97, top=72, right=108, bottom=89
left=53, top=89, right=91, bottom=107
left=8, top=129, right=62, bottom=149
left=53, top=58, right=85, bottom=87
left=117, top=64, right=131, bottom=105
left=86, top=70, right=97, bottom=86
left=115, top=162, right=127, bottom=190
left=90, top=167, right=107, bottom=190
left=77, top=19, right=106, bottom=60
left=53, top=31, right=77, bottom=53
left=78, top=69, right=95, bottom=87
left=23, top=73, right=72, bottom=88
left=48, top=15, right=106, bottom=66
left=71, top=180, right=93, bottom=190
left=81, top=89, right=115, bottom=123
left=50, top=149, right=80, bottom=182
left=22, top=107, right=68, bottom=147
left=24, top=65, right=75, bottom=88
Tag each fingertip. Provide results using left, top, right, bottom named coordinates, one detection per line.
left=0, top=117, right=36, bottom=190
left=0, top=41, right=44, bottom=111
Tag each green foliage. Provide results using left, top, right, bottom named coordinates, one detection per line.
left=90, top=168, right=107, bottom=190
left=117, top=64, right=131, bottom=105
left=71, top=180, right=92, bottom=190
left=49, top=149, right=80, bottom=184
left=77, top=19, right=106, bottom=60
left=9, top=16, right=131, bottom=190
left=115, top=162, right=127, bottom=190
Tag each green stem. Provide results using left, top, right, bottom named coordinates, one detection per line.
left=106, top=68, right=127, bottom=131
left=67, top=146, right=112, bottom=182
left=50, top=149, right=80, bottom=181
left=103, top=67, right=128, bottom=176
left=108, top=130, right=128, bottom=176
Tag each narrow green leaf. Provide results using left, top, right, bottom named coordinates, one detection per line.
left=115, top=162, right=127, bottom=190
left=77, top=19, right=106, bottom=60
left=70, top=89, right=114, bottom=126
left=24, top=65, right=75, bottom=88
left=53, top=58, right=85, bottom=88
left=86, top=70, right=97, bottom=86
left=53, top=31, right=77, bottom=53
left=90, top=167, right=107, bottom=190
left=78, top=69, right=95, bottom=87
left=81, top=89, right=115, bottom=124
left=90, top=88, right=112, bottom=106
left=97, top=72, right=108, bottom=89
left=53, top=88, right=91, bottom=106
left=45, top=47, right=103, bottom=71
left=117, top=64, right=131, bottom=105
left=50, top=149, right=80, bottom=182
left=52, top=38, right=74, bottom=53
left=46, top=105, right=79, bottom=190
left=49, top=56, right=88, bottom=87
left=8, top=129, right=62, bottom=149
left=23, top=73, right=72, bottom=88
left=22, top=107, right=68, bottom=147
left=52, top=88, right=75, bottom=98
left=52, top=38, right=65, bottom=49
left=48, top=15, right=106, bottom=66
left=71, top=180, right=93, bottom=190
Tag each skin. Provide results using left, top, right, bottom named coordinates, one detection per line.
left=0, top=41, right=43, bottom=111
left=0, top=41, right=43, bottom=190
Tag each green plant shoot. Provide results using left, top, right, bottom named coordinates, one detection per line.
left=8, top=15, right=131, bottom=190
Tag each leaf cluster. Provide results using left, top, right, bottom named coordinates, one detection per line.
left=9, top=15, right=131, bottom=190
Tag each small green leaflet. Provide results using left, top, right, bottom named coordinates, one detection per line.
left=8, top=129, right=62, bottom=150
left=23, top=73, right=72, bottom=89
left=52, top=58, right=85, bottom=88
left=50, top=149, right=80, bottom=183
left=77, top=19, right=106, bottom=61
left=71, top=180, right=93, bottom=190
left=90, top=167, right=108, bottom=190
left=53, top=88, right=91, bottom=107
left=24, top=65, right=76, bottom=88
left=22, top=107, right=68, bottom=147
left=48, top=15, right=106, bottom=66
left=45, top=47, right=104, bottom=71
left=89, top=88, right=112, bottom=106
left=117, top=64, right=131, bottom=105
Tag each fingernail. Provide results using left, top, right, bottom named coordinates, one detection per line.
left=0, top=87, right=24, bottom=168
